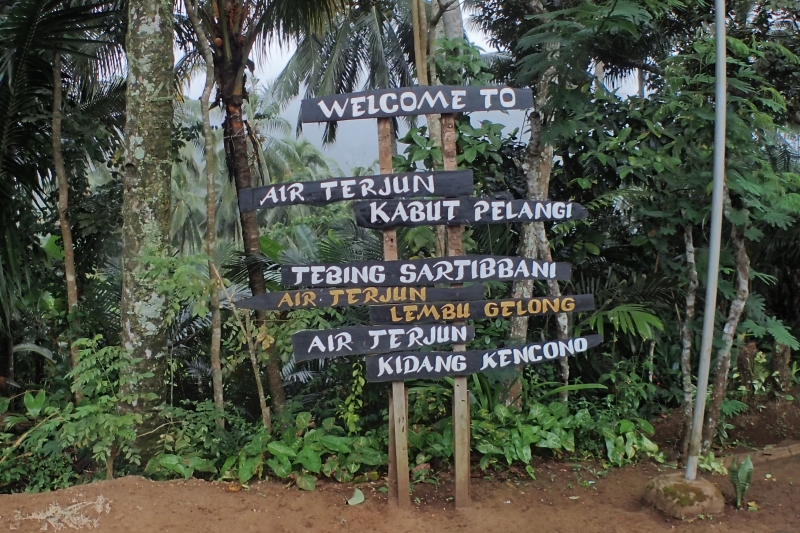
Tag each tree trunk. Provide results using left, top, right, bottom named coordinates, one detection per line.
left=507, top=0, right=568, bottom=399
left=120, top=0, right=174, bottom=455
left=441, top=0, right=464, bottom=40
left=772, top=342, right=792, bottom=394
left=737, top=340, right=757, bottom=402
left=412, top=0, right=443, bottom=256
left=221, top=96, right=286, bottom=413
left=52, top=52, right=82, bottom=404
left=506, top=115, right=544, bottom=404
left=508, top=109, right=569, bottom=399
left=679, top=223, right=698, bottom=462
left=211, top=263, right=270, bottom=431
left=185, top=0, right=224, bottom=428
left=0, top=334, right=11, bottom=395
left=701, top=223, right=750, bottom=454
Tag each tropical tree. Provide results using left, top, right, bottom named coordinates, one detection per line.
left=273, top=0, right=415, bottom=143
left=120, top=0, right=174, bottom=451
left=0, top=0, right=125, bottom=397
left=174, top=0, right=346, bottom=413
left=497, top=0, right=800, bottom=453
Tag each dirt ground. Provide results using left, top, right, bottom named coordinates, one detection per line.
left=1, top=455, right=798, bottom=533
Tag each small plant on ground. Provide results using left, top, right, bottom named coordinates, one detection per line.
left=729, top=455, right=754, bottom=509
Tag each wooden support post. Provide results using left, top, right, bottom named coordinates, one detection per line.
left=378, top=117, right=411, bottom=509
left=442, top=113, right=471, bottom=508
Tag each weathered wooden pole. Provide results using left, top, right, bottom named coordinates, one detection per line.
left=378, top=117, right=411, bottom=508
left=441, top=113, right=470, bottom=507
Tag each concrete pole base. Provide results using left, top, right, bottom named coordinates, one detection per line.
left=644, top=472, right=725, bottom=519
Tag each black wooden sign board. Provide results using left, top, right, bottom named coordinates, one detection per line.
left=283, top=256, right=571, bottom=288
left=292, top=324, right=475, bottom=361
left=354, top=199, right=588, bottom=229
left=301, top=86, right=534, bottom=123
left=238, top=170, right=474, bottom=212
left=235, top=284, right=485, bottom=311
left=366, top=334, right=603, bottom=382
left=370, top=294, right=595, bottom=325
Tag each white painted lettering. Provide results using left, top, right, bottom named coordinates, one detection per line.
left=480, top=351, right=498, bottom=370
left=350, top=96, right=366, bottom=117
left=292, top=266, right=310, bottom=284
left=451, top=90, right=467, bottom=109
left=378, top=356, right=393, bottom=377
left=380, top=93, right=398, bottom=113
left=499, top=88, right=516, bottom=108
left=480, top=88, right=498, bottom=108
left=369, top=330, right=387, bottom=349
left=400, top=92, right=417, bottom=112
left=317, top=99, right=348, bottom=119
left=319, top=181, right=337, bottom=200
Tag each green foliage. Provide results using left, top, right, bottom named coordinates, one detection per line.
left=137, top=255, right=214, bottom=324
left=149, top=407, right=386, bottom=490
left=1, top=335, right=154, bottom=492
left=59, top=337, right=155, bottom=470
left=472, top=399, right=660, bottom=470
left=699, top=452, right=728, bottom=476
left=729, top=455, right=754, bottom=509
left=338, top=359, right=366, bottom=434
left=434, top=37, right=494, bottom=86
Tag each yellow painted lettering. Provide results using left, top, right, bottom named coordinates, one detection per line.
left=278, top=293, right=294, bottom=308
left=363, top=287, right=379, bottom=304
left=543, top=298, right=559, bottom=313
left=346, top=288, right=360, bottom=305
left=442, top=303, right=456, bottom=320
left=329, top=289, right=345, bottom=306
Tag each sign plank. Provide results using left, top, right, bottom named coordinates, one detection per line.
left=301, top=86, right=534, bottom=123
left=282, top=256, right=571, bottom=288
left=354, top=198, right=588, bottom=229
left=370, top=294, right=595, bottom=325
left=235, top=284, right=485, bottom=311
left=238, top=170, right=474, bottom=212
left=366, top=335, right=603, bottom=382
left=292, top=324, right=475, bottom=361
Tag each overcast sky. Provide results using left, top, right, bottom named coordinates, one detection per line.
left=186, top=29, right=636, bottom=174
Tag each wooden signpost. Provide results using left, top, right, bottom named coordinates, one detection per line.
left=235, top=284, right=485, bottom=311
left=369, top=294, right=596, bottom=324
left=238, top=170, right=474, bottom=211
left=292, top=324, right=475, bottom=361
left=354, top=198, right=588, bottom=229
left=281, top=256, right=572, bottom=288
left=301, top=85, right=534, bottom=122
left=237, top=83, right=599, bottom=510
left=366, top=335, right=603, bottom=382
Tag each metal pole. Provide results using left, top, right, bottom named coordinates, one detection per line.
left=685, top=0, right=727, bottom=481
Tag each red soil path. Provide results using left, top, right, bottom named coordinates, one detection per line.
left=1, top=456, right=797, bottom=533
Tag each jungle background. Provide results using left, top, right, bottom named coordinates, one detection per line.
left=1, top=0, right=800, bottom=496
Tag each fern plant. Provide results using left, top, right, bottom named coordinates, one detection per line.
left=729, top=455, right=754, bottom=509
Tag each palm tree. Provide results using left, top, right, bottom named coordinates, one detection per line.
left=273, top=0, right=415, bottom=143
left=174, top=0, right=346, bottom=412
left=0, top=0, right=125, bottom=393
left=171, top=94, right=335, bottom=255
